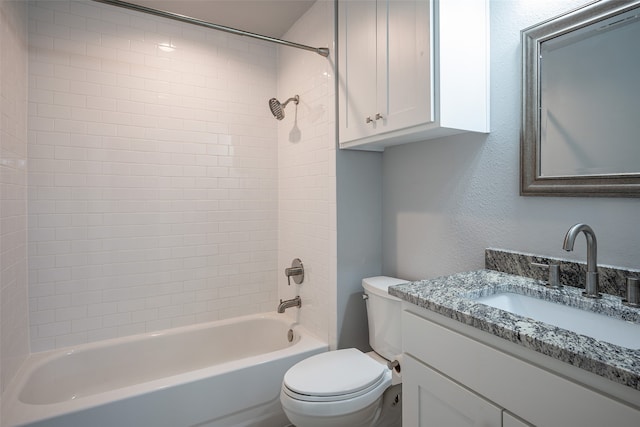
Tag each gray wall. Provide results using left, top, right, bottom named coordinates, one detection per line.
left=336, top=149, right=382, bottom=351
left=382, top=0, right=640, bottom=280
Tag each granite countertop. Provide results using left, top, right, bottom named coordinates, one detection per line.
left=389, top=269, right=640, bottom=391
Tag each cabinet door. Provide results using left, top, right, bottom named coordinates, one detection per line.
left=503, top=411, right=534, bottom=427
left=403, top=354, right=502, bottom=427
left=381, top=0, right=433, bottom=133
left=338, top=0, right=378, bottom=143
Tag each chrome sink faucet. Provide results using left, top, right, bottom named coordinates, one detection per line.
left=562, top=223, right=601, bottom=298
left=277, top=296, right=301, bottom=313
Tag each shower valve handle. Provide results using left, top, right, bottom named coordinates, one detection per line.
left=285, top=258, right=304, bottom=286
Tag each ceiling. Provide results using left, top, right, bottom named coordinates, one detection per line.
left=125, top=0, right=317, bottom=39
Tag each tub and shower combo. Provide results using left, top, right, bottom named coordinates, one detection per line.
left=3, top=313, right=326, bottom=426
left=4, top=1, right=332, bottom=425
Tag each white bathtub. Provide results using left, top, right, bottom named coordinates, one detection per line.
left=2, top=313, right=327, bottom=427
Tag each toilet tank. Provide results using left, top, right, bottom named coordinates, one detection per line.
left=362, top=276, right=407, bottom=361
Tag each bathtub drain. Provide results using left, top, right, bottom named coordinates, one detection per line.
left=287, top=329, right=294, bottom=342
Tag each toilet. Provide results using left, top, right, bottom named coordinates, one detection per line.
left=280, top=276, right=406, bottom=427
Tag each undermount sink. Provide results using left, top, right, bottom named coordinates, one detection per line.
left=474, top=292, right=640, bottom=350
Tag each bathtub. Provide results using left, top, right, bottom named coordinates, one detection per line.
left=2, top=313, right=327, bottom=427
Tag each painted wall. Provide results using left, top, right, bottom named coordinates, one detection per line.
left=382, top=0, right=640, bottom=281
left=27, top=0, right=280, bottom=351
left=0, top=0, right=29, bottom=394
left=336, top=149, right=382, bottom=351
left=277, top=0, right=336, bottom=345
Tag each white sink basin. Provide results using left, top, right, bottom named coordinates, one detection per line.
left=475, top=292, right=640, bottom=350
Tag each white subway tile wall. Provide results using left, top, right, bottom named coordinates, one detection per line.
left=277, top=0, right=336, bottom=345
left=27, top=0, right=280, bottom=351
left=1, top=0, right=29, bottom=393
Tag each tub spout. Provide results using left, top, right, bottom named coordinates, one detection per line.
left=278, top=296, right=301, bottom=313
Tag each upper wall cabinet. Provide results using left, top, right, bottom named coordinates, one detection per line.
left=338, top=0, right=490, bottom=151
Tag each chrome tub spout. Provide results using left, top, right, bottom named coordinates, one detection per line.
left=277, top=296, right=301, bottom=313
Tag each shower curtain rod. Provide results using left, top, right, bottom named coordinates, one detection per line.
left=92, top=0, right=330, bottom=57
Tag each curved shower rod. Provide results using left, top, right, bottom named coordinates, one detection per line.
left=92, top=0, right=330, bottom=57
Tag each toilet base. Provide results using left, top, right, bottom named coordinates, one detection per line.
left=281, top=394, right=383, bottom=427
left=281, top=384, right=402, bottom=427
left=373, top=384, right=402, bottom=427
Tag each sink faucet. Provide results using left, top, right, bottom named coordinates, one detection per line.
left=277, top=296, right=301, bottom=313
left=562, top=223, right=601, bottom=298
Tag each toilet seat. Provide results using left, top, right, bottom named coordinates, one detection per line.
left=283, top=372, right=388, bottom=403
left=280, top=349, right=393, bottom=420
left=282, top=349, right=390, bottom=403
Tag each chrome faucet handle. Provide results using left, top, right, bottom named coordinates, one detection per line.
left=284, top=258, right=304, bottom=286
left=531, top=262, right=562, bottom=289
left=623, top=277, right=640, bottom=307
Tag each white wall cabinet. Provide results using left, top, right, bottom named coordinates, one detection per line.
left=402, top=305, right=640, bottom=427
left=338, top=0, right=490, bottom=151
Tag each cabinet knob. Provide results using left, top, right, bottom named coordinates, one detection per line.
left=365, top=116, right=374, bottom=124
left=375, top=113, right=384, bottom=120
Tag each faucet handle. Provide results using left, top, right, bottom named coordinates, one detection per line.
left=284, top=258, right=304, bottom=286
left=623, top=277, right=640, bottom=307
left=531, top=262, right=562, bottom=289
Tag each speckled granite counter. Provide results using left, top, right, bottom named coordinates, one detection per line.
left=389, top=270, right=640, bottom=391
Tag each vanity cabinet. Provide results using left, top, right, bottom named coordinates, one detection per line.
left=337, top=0, right=490, bottom=151
left=404, top=355, right=533, bottom=426
left=402, top=305, right=640, bottom=427
left=502, top=412, right=533, bottom=427
left=403, top=354, right=502, bottom=426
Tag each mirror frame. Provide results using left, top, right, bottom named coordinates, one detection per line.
left=520, top=0, right=640, bottom=197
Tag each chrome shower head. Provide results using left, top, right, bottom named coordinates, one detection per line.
left=269, top=95, right=299, bottom=120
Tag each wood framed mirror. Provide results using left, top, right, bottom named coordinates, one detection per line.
left=520, top=0, right=640, bottom=197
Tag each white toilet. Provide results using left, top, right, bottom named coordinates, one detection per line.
left=280, top=276, right=406, bottom=427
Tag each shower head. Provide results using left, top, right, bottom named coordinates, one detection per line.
left=269, top=95, right=299, bottom=120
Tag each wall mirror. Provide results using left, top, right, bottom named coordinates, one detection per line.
left=520, top=0, right=640, bottom=197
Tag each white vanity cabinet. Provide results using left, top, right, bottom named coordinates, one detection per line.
left=338, top=0, right=490, bottom=151
left=404, top=355, right=534, bottom=426
left=403, top=354, right=502, bottom=426
left=502, top=412, right=533, bottom=427
left=402, top=305, right=640, bottom=427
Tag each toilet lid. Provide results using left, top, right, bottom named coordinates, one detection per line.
left=283, top=348, right=386, bottom=398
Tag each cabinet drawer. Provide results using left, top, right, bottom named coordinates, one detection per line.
left=403, top=309, right=640, bottom=426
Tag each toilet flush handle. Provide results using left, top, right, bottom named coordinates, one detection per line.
left=387, top=359, right=401, bottom=373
